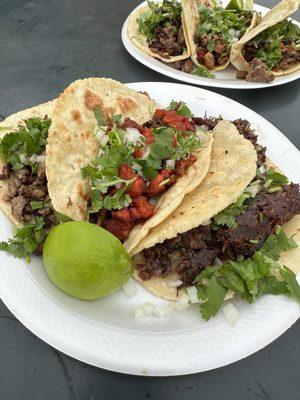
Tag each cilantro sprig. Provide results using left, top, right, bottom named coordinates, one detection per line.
left=195, top=228, right=299, bottom=320
left=0, top=117, right=50, bottom=172
left=137, top=0, right=182, bottom=41
left=0, top=217, right=46, bottom=262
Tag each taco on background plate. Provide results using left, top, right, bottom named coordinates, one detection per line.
left=46, top=78, right=214, bottom=254
left=230, top=0, right=300, bottom=82
left=131, top=118, right=300, bottom=320
left=127, top=0, right=191, bottom=62
left=181, top=0, right=260, bottom=72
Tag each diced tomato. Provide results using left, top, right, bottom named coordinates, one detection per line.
left=127, top=176, right=147, bottom=198
left=119, top=164, right=136, bottom=180
left=103, top=218, right=133, bottom=241
left=142, top=127, right=155, bottom=144
left=133, top=148, right=144, bottom=158
left=153, top=109, right=194, bottom=132
left=147, top=170, right=176, bottom=196
left=175, top=154, right=197, bottom=175
left=112, top=208, right=132, bottom=223
left=129, top=196, right=155, bottom=221
left=123, top=117, right=143, bottom=132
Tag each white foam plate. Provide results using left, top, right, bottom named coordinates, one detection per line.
left=0, top=82, right=299, bottom=376
left=122, top=2, right=300, bottom=89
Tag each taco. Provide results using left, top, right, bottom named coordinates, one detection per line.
left=230, top=0, right=300, bottom=82
left=131, top=119, right=300, bottom=321
left=127, top=0, right=191, bottom=62
left=0, top=100, right=60, bottom=259
left=181, top=0, right=260, bottom=72
left=46, top=78, right=214, bottom=254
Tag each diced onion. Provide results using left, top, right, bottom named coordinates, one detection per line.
left=134, top=303, right=154, bottom=319
left=202, top=219, right=211, bottom=226
left=115, top=183, right=122, bottom=189
left=100, top=135, right=109, bottom=146
left=142, top=145, right=150, bottom=159
left=247, top=185, right=259, bottom=197
left=125, top=127, right=142, bottom=144
left=95, top=129, right=105, bottom=142
left=222, top=303, right=240, bottom=326
left=174, top=294, right=190, bottom=311
left=186, top=286, right=199, bottom=303
left=29, top=154, right=45, bottom=163
left=214, top=257, right=223, bottom=266
left=167, top=279, right=183, bottom=288
left=258, top=165, right=266, bottom=174
left=19, top=154, right=27, bottom=163
left=165, top=159, right=175, bottom=169
left=132, top=162, right=142, bottom=172
left=122, top=279, right=137, bottom=298
left=153, top=304, right=174, bottom=318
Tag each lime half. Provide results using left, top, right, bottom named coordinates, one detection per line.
left=43, top=221, right=133, bottom=300
left=225, top=0, right=253, bottom=11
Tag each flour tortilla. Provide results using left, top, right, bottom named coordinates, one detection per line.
left=46, top=77, right=214, bottom=253
left=182, top=0, right=260, bottom=72
left=127, top=2, right=191, bottom=62
left=132, top=120, right=300, bottom=301
left=230, top=0, right=300, bottom=76
left=0, top=100, right=56, bottom=226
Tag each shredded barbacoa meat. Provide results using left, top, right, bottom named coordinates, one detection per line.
left=0, top=161, right=57, bottom=231
left=137, top=184, right=300, bottom=286
left=136, top=118, right=299, bottom=286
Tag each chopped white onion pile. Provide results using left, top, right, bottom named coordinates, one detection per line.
left=165, top=159, right=175, bottom=169
left=122, top=279, right=137, bottom=298
left=134, top=303, right=154, bottom=319
left=174, top=294, right=190, bottom=311
left=222, top=303, right=240, bottom=326
left=153, top=304, right=174, bottom=318
left=125, top=127, right=142, bottom=145
left=258, top=165, right=266, bottom=174
left=186, top=286, right=199, bottom=304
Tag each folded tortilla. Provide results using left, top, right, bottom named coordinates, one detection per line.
left=132, top=120, right=300, bottom=300
left=127, top=1, right=191, bottom=62
left=0, top=100, right=56, bottom=226
left=46, top=77, right=214, bottom=254
left=230, top=0, right=300, bottom=76
left=182, top=0, right=260, bottom=72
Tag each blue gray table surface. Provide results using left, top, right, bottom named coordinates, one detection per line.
left=0, top=0, right=299, bottom=399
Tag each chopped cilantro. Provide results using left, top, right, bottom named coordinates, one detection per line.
left=30, top=200, right=44, bottom=210
left=192, top=65, right=216, bottom=79
left=0, top=117, right=50, bottom=172
left=137, top=0, right=182, bottom=42
left=168, top=101, right=193, bottom=118
left=93, top=106, right=106, bottom=126
left=0, top=217, right=46, bottom=262
left=213, top=192, right=251, bottom=228
left=265, top=167, right=288, bottom=189
left=195, top=228, right=300, bottom=320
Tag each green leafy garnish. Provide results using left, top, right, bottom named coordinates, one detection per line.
left=93, top=107, right=106, bottom=126
left=0, top=217, right=46, bottom=262
left=245, top=20, right=300, bottom=69
left=0, top=117, right=50, bottom=172
left=168, top=101, right=193, bottom=118
left=30, top=200, right=44, bottom=210
left=192, top=65, right=216, bottom=79
left=195, top=228, right=299, bottom=320
left=137, top=0, right=182, bottom=42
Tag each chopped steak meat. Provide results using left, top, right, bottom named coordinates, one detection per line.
left=149, top=25, right=186, bottom=58
left=138, top=183, right=300, bottom=286
left=245, top=58, right=275, bottom=83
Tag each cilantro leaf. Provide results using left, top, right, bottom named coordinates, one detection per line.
left=0, top=217, right=46, bottom=262
left=265, top=167, right=288, bottom=189
left=280, top=266, right=300, bottom=302
left=30, top=200, right=44, bottom=210
left=93, top=106, right=106, bottom=126
left=168, top=101, right=193, bottom=118
left=213, top=192, right=251, bottom=228
left=199, top=275, right=228, bottom=321
left=192, top=65, right=216, bottom=79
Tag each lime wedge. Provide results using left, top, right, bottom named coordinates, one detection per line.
left=225, top=0, right=243, bottom=11
left=243, top=0, right=254, bottom=10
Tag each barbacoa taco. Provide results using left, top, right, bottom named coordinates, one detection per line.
left=46, top=78, right=214, bottom=254
left=127, top=0, right=191, bottom=62
left=131, top=118, right=300, bottom=320
left=230, top=0, right=300, bottom=82
left=0, top=101, right=60, bottom=259
left=181, top=0, right=260, bottom=72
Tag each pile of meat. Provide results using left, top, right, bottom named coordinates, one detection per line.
left=135, top=118, right=300, bottom=286
left=149, top=23, right=186, bottom=58
left=0, top=161, right=57, bottom=230
left=195, top=33, right=229, bottom=70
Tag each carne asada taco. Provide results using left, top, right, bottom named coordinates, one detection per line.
left=46, top=78, right=214, bottom=253
left=230, top=0, right=300, bottom=82
left=131, top=119, right=300, bottom=320
left=0, top=100, right=60, bottom=259
left=127, top=0, right=191, bottom=62
left=181, top=0, right=260, bottom=72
